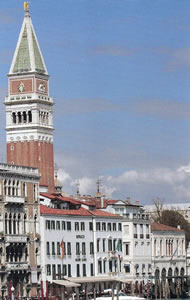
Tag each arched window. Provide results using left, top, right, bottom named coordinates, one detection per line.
left=154, top=239, right=157, bottom=256
left=13, top=214, right=16, bottom=234
left=34, top=215, right=37, bottom=234
left=4, top=180, right=7, bottom=195
left=24, top=214, right=27, bottom=234
left=9, top=213, right=12, bottom=234
left=17, top=214, right=21, bottom=234
left=5, top=213, right=7, bottom=234
left=160, top=240, right=162, bottom=256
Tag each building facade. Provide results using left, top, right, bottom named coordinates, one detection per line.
left=40, top=204, right=123, bottom=294
left=103, top=199, right=152, bottom=283
left=5, top=4, right=54, bottom=193
left=0, top=163, right=41, bottom=298
left=151, top=223, right=186, bottom=287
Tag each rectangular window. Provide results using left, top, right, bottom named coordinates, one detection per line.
left=98, top=260, right=102, bottom=273
left=118, top=223, right=122, bottom=231
left=125, top=265, right=130, bottom=273
left=96, top=222, right=101, bottom=231
left=52, top=264, right=56, bottom=277
left=68, top=264, right=71, bottom=277
left=108, top=223, right=112, bottom=231
left=108, top=239, right=112, bottom=251
left=67, top=222, right=71, bottom=231
left=76, top=242, right=80, bottom=255
left=77, top=264, right=80, bottom=277
left=89, top=222, right=93, bottom=231
left=46, top=242, right=50, bottom=255
left=90, top=263, right=94, bottom=276
left=57, top=242, right=61, bottom=255
left=46, top=264, right=51, bottom=275
left=125, top=243, right=129, bottom=255
left=97, top=239, right=100, bottom=252
left=75, top=222, right=79, bottom=231
left=56, top=221, right=60, bottom=230
left=82, top=242, right=86, bottom=255
left=103, top=260, right=106, bottom=273
left=103, top=239, right=106, bottom=252
left=83, top=264, right=86, bottom=276
left=81, top=222, right=85, bottom=231
left=63, top=264, right=67, bottom=276
left=90, top=242, right=94, bottom=254
left=113, top=239, right=117, bottom=251
left=113, top=223, right=116, bottom=231
left=67, top=242, right=71, bottom=255
left=58, top=264, right=61, bottom=279
left=52, top=242, right=55, bottom=255
left=102, top=222, right=106, bottom=231
left=62, top=221, right=65, bottom=230
left=46, top=220, right=50, bottom=230
left=51, top=221, right=55, bottom=230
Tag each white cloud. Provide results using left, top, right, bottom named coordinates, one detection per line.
left=56, top=163, right=190, bottom=203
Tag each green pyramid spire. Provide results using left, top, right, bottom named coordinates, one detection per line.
left=13, top=26, right=31, bottom=73
left=10, top=11, right=48, bottom=75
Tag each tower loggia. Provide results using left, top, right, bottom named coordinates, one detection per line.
left=5, top=4, right=54, bottom=193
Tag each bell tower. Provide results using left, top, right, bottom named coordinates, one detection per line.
left=5, top=3, right=54, bottom=193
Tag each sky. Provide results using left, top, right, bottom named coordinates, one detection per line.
left=0, top=0, right=190, bottom=204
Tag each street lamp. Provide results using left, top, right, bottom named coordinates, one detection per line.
left=11, top=286, right=15, bottom=300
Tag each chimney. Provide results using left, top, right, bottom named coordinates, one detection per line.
left=136, top=201, right=139, bottom=206
left=101, top=196, right=104, bottom=208
left=126, top=197, right=131, bottom=205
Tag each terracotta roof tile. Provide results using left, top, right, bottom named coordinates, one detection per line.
left=88, top=209, right=122, bottom=218
left=151, top=223, right=184, bottom=232
left=40, top=205, right=92, bottom=216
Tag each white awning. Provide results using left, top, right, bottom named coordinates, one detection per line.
left=52, top=280, right=80, bottom=288
left=68, top=276, right=119, bottom=284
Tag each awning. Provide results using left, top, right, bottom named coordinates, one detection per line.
left=68, top=276, right=119, bottom=284
left=52, top=280, right=80, bottom=288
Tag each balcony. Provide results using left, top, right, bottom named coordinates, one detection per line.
left=6, top=262, right=29, bottom=270
left=4, top=195, right=25, bottom=205
left=5, top=235, right=28, bottom=243
left=5, top=93, right=53, bottom=104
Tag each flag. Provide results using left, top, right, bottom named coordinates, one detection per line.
left=60, top=239, right=65, bottom=260
left=46, top=280, right=49, bottom=300
left=171, top=248, right=177, bottom=261
left=41, top=281, right=44, bottom=300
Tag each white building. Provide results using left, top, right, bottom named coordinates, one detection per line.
left=151, top=223, right=186, bottom=283
left=40, top=204, right=123, bottom=285
left=103, top=199, right=152, bottom=283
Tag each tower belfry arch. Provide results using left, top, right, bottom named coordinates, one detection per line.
left=5, top=4, right=55, bottom=193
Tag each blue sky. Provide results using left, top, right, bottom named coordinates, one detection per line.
left=1, top=0, right=190, bottom=204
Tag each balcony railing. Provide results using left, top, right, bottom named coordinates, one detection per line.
left=4, top=195, right=25, bottom=204
left=5, top=235, right=28, bottom=243
left=6, top=263, right=29, bottom=270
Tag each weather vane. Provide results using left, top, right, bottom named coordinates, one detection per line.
left=24, top=2, right=30, bottom=12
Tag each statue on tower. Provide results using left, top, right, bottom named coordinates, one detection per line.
left=24, top=2, right=29, bottom=12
